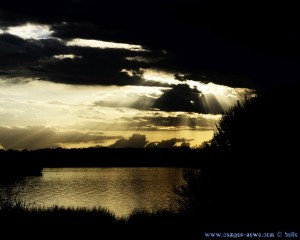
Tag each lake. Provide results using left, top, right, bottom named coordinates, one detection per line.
left=0, top=168, right=184, bottom=218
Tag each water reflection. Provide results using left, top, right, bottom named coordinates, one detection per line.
left=0, top=168, right=184, bottom=218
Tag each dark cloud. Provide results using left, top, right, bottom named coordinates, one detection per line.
left=156, top=139, right=177, bottom=148
left=0, top=34, right=44, bottom=70
left=124, top=114, right=217, bottom=130
left=144, top=142, right=157, bottom=148
left=146, top=138, right=192, bottom=148
left=110, top=134, right=192, bottom=148
left=153, top=84, right=223, bottom=114
left=109, top=134, right=148, bottom=148
left=153, top=138, right=192, bottom=148
left=94, top=95, right=156, bottom=110
left=68, top=112, right=217, bottom=132
left=0, top=34, right=67, bottom=75
left=1, top=1, right=300, bottom=89
left=0, top=33, right=166, bottom=85
left=32, top=50, right=142, bottom=85
left=0, top=126, right=120, bottom=150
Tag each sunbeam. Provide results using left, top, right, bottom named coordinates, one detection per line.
left=0, top=73, right=250, bottom=149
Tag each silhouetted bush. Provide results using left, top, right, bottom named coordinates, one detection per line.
left=174, top=169, right=208, bottom=214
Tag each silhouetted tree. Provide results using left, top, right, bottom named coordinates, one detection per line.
left=175, top=98, right=257, bottom=215
left=210, top=96, right=259, bottom=150
left=175, top=91, right=299, bottom=223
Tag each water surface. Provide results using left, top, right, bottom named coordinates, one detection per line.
left=0, top=168, right=184, bottom=218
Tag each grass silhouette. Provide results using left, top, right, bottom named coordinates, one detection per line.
left=0, top=201, right=197, bottom=239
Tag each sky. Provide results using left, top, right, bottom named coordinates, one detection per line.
left=0, top=1, right=299, bottom=150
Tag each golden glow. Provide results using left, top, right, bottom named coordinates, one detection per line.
left=1, top=23, right=53, bottom=39
left=1, top=69, right=254, bottom=150
left=0, top=77, right=220, bottom=149
left=66, top=38, right=146, bottom=51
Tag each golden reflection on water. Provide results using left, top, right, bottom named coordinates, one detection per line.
left=0, top=168, right=184, bottom=218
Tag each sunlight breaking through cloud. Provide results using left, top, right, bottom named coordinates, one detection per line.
left=0, top=71, right=253, bottom=149
left=53, top=54, right=82, bottom=60
left=142, top=69, right=181, bottom=85
left=66, top=38, right=146, bottom=51
left=0, top=24, right=147, bottom=53
left=0, top=77, right=220, bottom=149
left=0, top=23, right=53, bottom=40
left=121, top=68, right=254, bottom=114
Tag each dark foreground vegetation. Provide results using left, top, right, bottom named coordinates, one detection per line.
left=0, top=200, right=298, bottom=239
left=1, top=86, right=299, bottom=237
left=173, top=86, right=300, bottom=235
left=0, top=202, right=194, bottom=239
left=1, top=203, right=296, bottom=239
